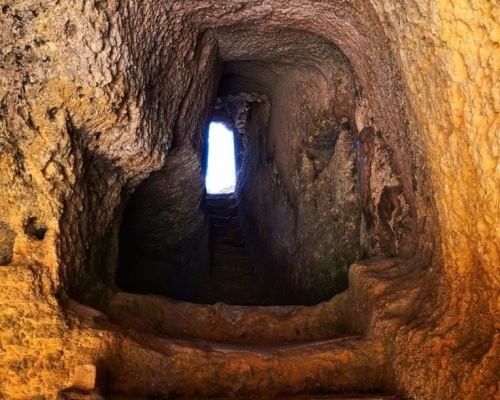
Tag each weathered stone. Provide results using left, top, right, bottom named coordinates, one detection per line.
left=0, top=0, right=497, bottom=399
left=0, top=222, right=16, bottom=265
left=71, top=364, right=96, bottom=392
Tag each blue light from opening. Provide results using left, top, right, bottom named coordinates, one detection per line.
left=205, top=122, right=236, bottom=194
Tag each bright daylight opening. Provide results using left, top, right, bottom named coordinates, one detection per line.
left=205, top=122, right=237, bottom=194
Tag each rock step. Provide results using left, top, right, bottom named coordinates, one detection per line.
left=74, top=393, right=400, bottom=400
left=207, top=204, right=238, bottom=216
left=105, top=291, right=353, bottom=345
left=210, top=224, right=241, bottom=234
left=212, top=236, right=244, bottom=247
left=210, top=223, right=242, bottom=233
left=212, top=251, right=249, bottom=261
left=206, top=195, right=260, bottom=305
left=212, top=244, right=247, bottom=256
left=205, top=195, right=237, bottom=206
left=208, top=215, right=240, bottom=226
left=210, top=230, right=244, bottom=247
left=103, top=336, right=388, bottom=397
left=210, top=226, right=243, bottom=242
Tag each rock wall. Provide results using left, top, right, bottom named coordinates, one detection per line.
left=224, top=60, right=363, bottom=303
left=0, top=0, right=497, bottom=399
left=367, top=0, right=499, bottom=397
left=214, top=24, right=416, bottom=304
left=117, top=147, right=210, bottom=301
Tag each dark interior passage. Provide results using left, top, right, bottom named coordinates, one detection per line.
left=201, top=194, right=264, bottom=305
left=116, top=147, right=210, bottom=303
left=116, top=29, right=418, bottom=306
left=116, top=40, right=367, bottom=305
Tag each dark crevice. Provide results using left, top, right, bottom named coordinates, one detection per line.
left=23, top=217, right=47, bottom=241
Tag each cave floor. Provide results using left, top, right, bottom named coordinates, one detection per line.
left=105, top=396, right=400, bottom=400
left=90, top=293, right=385, bottom=397
left=61, top=258, right=415, bottom=398
left=60, top=392, right=400, bottom=400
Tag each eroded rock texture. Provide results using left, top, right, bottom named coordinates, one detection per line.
left=0, top=0, right=498, bottom=399
left=217, top=33, right=363, bottom=303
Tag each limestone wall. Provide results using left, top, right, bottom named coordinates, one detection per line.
left=369, top=0, right=499, bottom=396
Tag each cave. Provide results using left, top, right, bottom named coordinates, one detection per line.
left=0, top=1, right=498, bottom=400
left=116, top=46, right=364, bottom=306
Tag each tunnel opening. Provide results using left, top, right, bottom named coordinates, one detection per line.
left=205, top=122, right=237, bottom=194
left=108, top=22, right=428, bottom=313
left=116, top=49, right=367, bottom=306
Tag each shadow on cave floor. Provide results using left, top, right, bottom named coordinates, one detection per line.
left=59, top=389, right=402, bottom=400
left=71, top=258, right=413, bottom=399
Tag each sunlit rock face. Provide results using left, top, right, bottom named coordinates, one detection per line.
left=0, top=0, right=497, bottom=399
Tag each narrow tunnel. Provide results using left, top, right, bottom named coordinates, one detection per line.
left=86, top=18, right=430, bottom=396
left=2, top=1, right=496, bottom=399
left=67, top=16, right=431, bottom=398
left=116, top=33, right=369, bottom=306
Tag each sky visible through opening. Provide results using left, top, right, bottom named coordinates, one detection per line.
left=205, top=122, right=236, bottom=194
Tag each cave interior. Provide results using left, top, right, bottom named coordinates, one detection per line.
left=117, top=39, right=369, bottom=307
left=0, top=1, right=497, bottom=399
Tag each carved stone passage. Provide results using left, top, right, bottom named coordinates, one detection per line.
left=0, top=0, right=497, bottom=399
